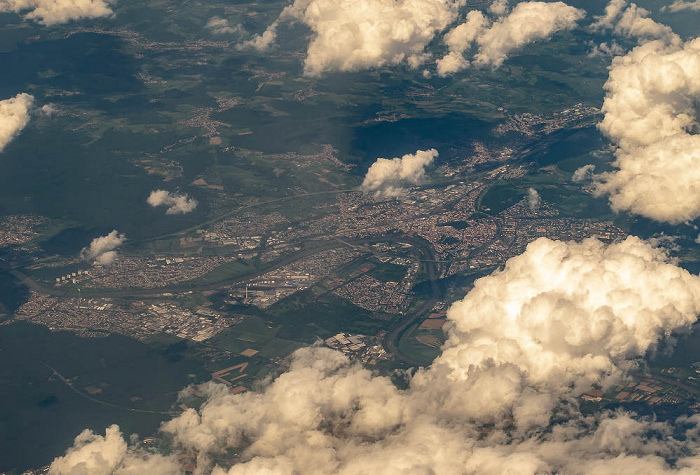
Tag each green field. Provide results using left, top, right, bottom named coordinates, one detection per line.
left=268, top=289, right=390, bottom=341
left=207, top=315, right=303, bottom=358
left=366, top=260, right=407, bottom=283
left=397, top=322, right=444, bottom=366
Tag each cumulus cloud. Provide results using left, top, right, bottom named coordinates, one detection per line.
left=588, top=40, right=626, bottom=58
left=0, top=93, right=33, bottom=153
left=648, top=233, right=681, bottom=252
left=238, top=22, right=278, bottom=51
left=414, top=236, right=700, bottom=428
left=664, top=1, right=700, bottom=12
left=473, top=1, right=585, bottom=68
left=489, top=0, right=509, bottom=15
left=246, top=0, right=583, bottom=76
left=52, top=236, right=700, bottom=473
left=591, top=0, right=679, bottom=44
left=360, top=148, right=437, bottom=197
left=527, top=188, right=540, bottom=211
left=572, top=164, right=596, bottom=182
left=591, top=0, right=631, bottom=30
left=40, top=104, right=57, bottom=116
left=436, top=10, right=488, bottom=76
left=205, top=16, right=240, bottom=35
left=49, top=424, right=181, bottom=475
left=595, top=37, right=700, bottom=223
left=0, top=0, right=114, bottom=26
left=437, top=1, right=585, bottom=75
left=245, top=0, right=462, bottom=76
left=588, top=40, right=627, bottom=58
left=80, top=230, right=125, bottom=265
left=147, top=190, right=197, bottom=215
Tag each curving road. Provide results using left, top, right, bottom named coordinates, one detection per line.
left=44, top=363, right=178, bottom=416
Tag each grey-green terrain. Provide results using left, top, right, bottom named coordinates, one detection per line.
left=2, top=0, right=700, bottom=472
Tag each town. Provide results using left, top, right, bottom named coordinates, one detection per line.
left=0, top=102, right=627, bottom=374
left=3, top=135, right=626, bottom=360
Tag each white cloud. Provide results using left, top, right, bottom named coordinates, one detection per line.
left=413, top=236, right=700, bottom=428
left=0, top=93, right=33, bottom=153
left=361, top=149, right=437, bottom=197
left=238, top=21, right=278, bottom=52
left=527, top=188, right=540, bottom=210
left=40, top=104, right=57, bottom=116
left=238, top=25, right=278, bottom=52
left=147, top=190, right=197, bottom=215
left=246, top=0, right=463, bottom=76
left=592, top=0, right=679, bottom=44
left=205, top=17, right=240, bottom=35
left=49, top=425, right=128, bottom=474
left=588, top=40, right=626, bottom=58
left=49, top=424, right=181, bottom=475
left=436, top=1, right=585, bottom=75
left=590, top=0, right=628, bottom=30
left=648, top=233, right=681, bottom=252
left=248, top=0, right=583, bottom=76
left=664, top=1, right=700, bottom=12
left=472, top=1, right=585, bottom=68
left=80, top=230, right=125, bottom=265
left=615, top=3, right=677, bottom=42
left=572, top=164, right=596, bottom=182
left=0, top=0, right=114, bottom=26
left=436, top=10, right=487, bottom=76
left=95, top=251, right=117, bottom=265
left=52, top=236, right=700, bottom=473
left=489, top=0, right=509, bottom=15
left=595, top=37, right=700, bottom=223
